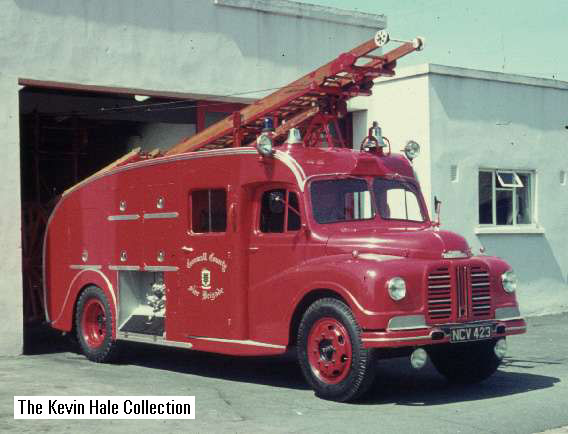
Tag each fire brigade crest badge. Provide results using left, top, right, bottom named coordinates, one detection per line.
left=201, top=268, right=211, bottom=289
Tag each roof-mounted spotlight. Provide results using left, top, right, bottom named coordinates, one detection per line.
left=404, top=140, right=421, bottom=161
left=370, top=121, right=387, bottom=148
left=262, top=117, right=275, bottom=133
left=286, top=127, right=302, bottom=144
left=256, top=117, right=275, bottom=157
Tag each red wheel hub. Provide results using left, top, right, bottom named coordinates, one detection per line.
left=307, top=317, right=352, bottom=384
left=81, top=299, right=106, bottom=349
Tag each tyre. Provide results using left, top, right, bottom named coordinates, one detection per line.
left=428, top=339, right=502, bottom=384
left=297, top=298, right=376, bottom=402
left=75, top=285, right=119, bottom=363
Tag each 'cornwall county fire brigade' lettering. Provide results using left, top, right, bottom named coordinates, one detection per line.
left=187, top=252, right=207, bottom=269
left=186, top=252, right=228, bottom=272
left=208, top=253, right=227, bottom=272
left=202, top=288, right=224, bottom=300
left=188, top=285, right=224, bottom=301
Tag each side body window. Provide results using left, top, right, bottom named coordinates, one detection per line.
left=260, top=189, right=301, bottom=233
left=191, top=189, right=227, bottom=233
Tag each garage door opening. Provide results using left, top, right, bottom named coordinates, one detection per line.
left=19, top=81, right=246, bottom=351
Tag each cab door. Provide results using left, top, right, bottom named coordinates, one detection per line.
left=247, top=185, right=306, bottom=331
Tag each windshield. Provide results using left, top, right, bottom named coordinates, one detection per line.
left=310, top=178, right=374, bottom=224
left=373, top=178, right=426, bottom=222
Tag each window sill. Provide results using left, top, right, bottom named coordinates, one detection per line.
left=474, top=226, right=545, bottom=235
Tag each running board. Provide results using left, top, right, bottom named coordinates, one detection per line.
left=117, top=331, right=193, bottom=349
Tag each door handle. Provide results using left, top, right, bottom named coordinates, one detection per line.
left=230, top=202, right=237, bottom=232
left=181, top=246, right=194, bottom=253
left=249, top=246, right=259, bottom=253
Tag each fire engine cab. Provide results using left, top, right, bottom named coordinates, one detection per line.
left=43, top=30, right=526, bottom=401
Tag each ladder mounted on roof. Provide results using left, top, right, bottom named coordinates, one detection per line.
left=164, top=30, right=424, bottom=155
left=82, top=29, right=425, bottom=184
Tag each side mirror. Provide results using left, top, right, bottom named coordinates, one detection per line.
left=269, top=192, right=285, bottom=213
left=301, top=222, right=311, bottom=239
left=434, top=196, right=442, bottom=227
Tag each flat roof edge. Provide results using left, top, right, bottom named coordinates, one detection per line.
left=18, top=78, right=256, bottom=104
left=214, top=0, right=386, bottom=29
left=375, top=64, right=568, bottom=91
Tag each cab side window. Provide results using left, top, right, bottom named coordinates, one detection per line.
left=260, top=189, right=301, bottom=233
left=191, top=189, right=227, bottom=233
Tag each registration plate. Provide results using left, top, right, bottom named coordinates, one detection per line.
left=450, top=325, right=492, bottom=343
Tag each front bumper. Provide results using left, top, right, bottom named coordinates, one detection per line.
left=361, top=318, right=527, bottom=348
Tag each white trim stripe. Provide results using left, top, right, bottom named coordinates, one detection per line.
left=52, top=268, right=117, bottom=326
left=188, top=336, right=286, bottom=349
left=506, top=326, right=527, bottom=332
left=274, top=151, right=306, bottom=191
left=107, top=214, right=140, bottom=221
left=109, top=265, right=141, bottom=271
left=144, top=266, right=179, bottom=272
left=143, top=212, right=179, bottom=219
left=69, top=265, right=102, bottom=270
left=363, top=335, right=432, bottom=343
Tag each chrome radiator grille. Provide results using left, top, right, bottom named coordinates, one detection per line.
left=427, top=267, right=452, bottom=320
left=470, top=267, right=492, bottom=318
left=427, top=265, right=492, bottom=322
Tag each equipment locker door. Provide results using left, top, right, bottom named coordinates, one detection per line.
left=169, top=164, right=237, bottom=341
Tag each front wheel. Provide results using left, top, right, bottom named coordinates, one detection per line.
left=428, top=339, right=502, bottom=384
left=297, top=298, right=376, bottom=402
left=75, top=285, right=119, bottom=363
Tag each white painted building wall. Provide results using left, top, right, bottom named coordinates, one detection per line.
left=0, top=0, right=385, bottom=355
left=348, top=74, right=432, bottom=213
left=356, top=64, right=568, bottom=316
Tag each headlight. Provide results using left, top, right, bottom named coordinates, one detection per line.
left=387, top=277, right=407, bottom=301
left=501, top=270, right=517, bottom=293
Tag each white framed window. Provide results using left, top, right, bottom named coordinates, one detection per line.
left=478, top=169, right=536, bottom=227
left=495, top=171, right=523, bottom=188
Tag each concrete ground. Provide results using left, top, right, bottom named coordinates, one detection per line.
left=2, top=313, right=568, bottom=433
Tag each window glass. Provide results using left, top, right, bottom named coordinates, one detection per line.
left=311, top=178, right=373, bottom=224
left=496, top=189, right=513, bottom=225
left=497, top=171, right=523, bottom=188
left=260, top=189, right=302, bottom=233
left=516, top=173, right=532, bottom=224
left=260, top=189, right=286, bottom=233
left=204, top=112, right=230, bottom=129
left=373, top=178, right=425, bottom=222
left=191, top=189, right=227, bottom=233
left=478, top=171, right=493, bottom=224
left=287, top=192, right=301, bottom=231
left=478, top=170, right=533, bottom=226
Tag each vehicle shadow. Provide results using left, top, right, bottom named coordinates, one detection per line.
left=359, top=357, right=560, bottom=406
left=117, top=341, right=310, bottom=391
left=24, top=324, right=310, bottom=390
left=119, top=346, right=562, bottom=404
left=23, top=322, right=77, bottom=355
left=24, top=324, right=560, bottom=403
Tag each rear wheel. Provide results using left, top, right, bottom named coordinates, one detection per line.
left=297, top=298, right=376, bottom=402
left=428, top=339, right=502, bottom=384
left=75, top=286, right=119, bottom=363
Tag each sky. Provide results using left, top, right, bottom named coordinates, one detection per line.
left=307, top=0, right=568, bottom=81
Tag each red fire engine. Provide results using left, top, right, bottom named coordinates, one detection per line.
left=43, top=30, right=526, bottom=401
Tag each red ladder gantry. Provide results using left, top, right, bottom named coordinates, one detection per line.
left=164, top=30, right=424, bottom=155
